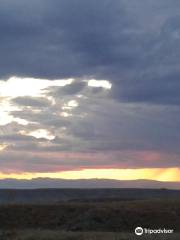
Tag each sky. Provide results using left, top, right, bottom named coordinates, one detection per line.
left=0, top=0, right=180, bottom=182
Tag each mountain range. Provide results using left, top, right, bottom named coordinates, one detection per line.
left=0, top=178, right=179, bottom=189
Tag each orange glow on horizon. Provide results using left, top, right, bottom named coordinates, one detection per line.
left=0, top=168, right=180, bottom=182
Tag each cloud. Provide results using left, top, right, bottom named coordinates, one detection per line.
left=0, top=0, right=180, bottom=106
left=12, top=96, right=51, bottom=107
left=0, top=0, right=179, bottom=107
left=0, top=1, right=180, bottom=174
left=0, top=76, right=180, bottom=173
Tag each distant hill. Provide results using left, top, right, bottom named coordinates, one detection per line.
left=0, top=178, right=180, bottom=189
left=0, top=188, right=180, bottom=204
left=0, top=178, right=180, bottom=204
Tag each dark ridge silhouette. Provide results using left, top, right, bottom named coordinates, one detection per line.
left=0, top=178, right=180, bottom=189
left=0, top=188, right=180, bottom=204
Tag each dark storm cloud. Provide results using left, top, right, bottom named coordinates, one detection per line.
left=0, top=0, right=180, bottom=104
left=0, top=0, right=129, bottom=78
left=112, top=13, right=180, bottom=105
left=0, top=0, right=180, bottom=105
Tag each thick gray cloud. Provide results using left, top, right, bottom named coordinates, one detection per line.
left=0, top=0, right=180, bottom=106
left=11, top=96, right=51, bottom=107
left=0, top=0, right=127, bottom=78
left=0, top=0, right=179, bottom=105
left=1, top=84, right=180, bottom=171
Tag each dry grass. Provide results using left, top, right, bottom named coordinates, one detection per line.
left=0, top=199, right=180, bottom=231
left=0, top=230, right=180, bottom=240
left=0, top=199, right=179, bottom=239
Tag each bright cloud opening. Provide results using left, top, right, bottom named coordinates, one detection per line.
left=0, top=77, right=73, bottom=97
left=62, top=100, right=79, bottom=110
left=20, top=129, right=55, bottom=140
left=88, top=79, right=112, bottom=89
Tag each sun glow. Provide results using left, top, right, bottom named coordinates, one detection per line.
left=0, top=168, right=179, bottom=181
left=0, top=144, right=7, bottom=151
